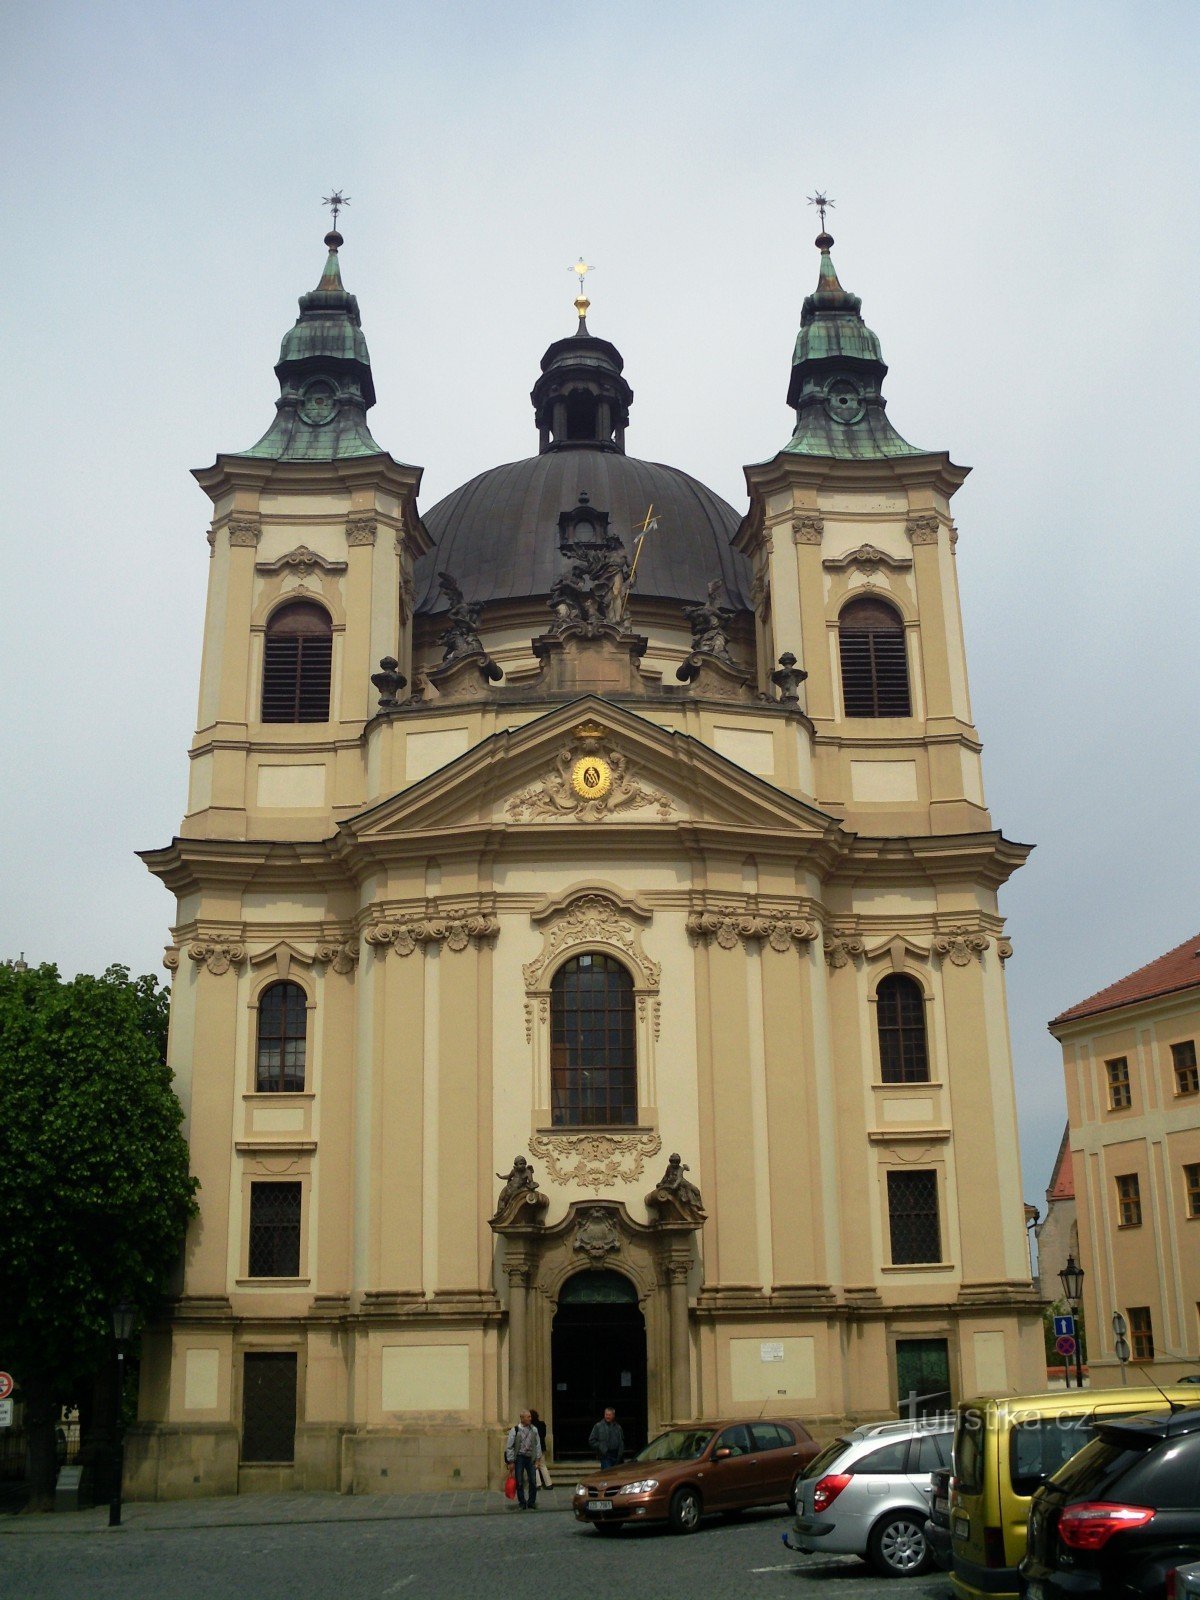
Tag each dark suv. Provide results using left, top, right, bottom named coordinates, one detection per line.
left=1021, top=1406, right=1200, bottom=1600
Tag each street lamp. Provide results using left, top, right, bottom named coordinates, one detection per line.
left=1058, top=1255, right=1086, bottom=1389
left=108, top=1301, right=136, bottom=1527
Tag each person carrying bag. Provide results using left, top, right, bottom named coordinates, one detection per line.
left=504, top=1409, right=543, bottom=1509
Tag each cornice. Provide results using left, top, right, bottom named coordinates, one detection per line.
left=193, top=453, right=424, bottom=505
left=742, top=448, right=970, bottom=503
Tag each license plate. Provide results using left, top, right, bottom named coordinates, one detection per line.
left=952, top=1513, right=970, bottom=1539
left=1026, top=1584, right=1045, bottom=1600
left=935, top=1497, right=949, bottom=1515
left=587, top=1499, right=613, bottom=1512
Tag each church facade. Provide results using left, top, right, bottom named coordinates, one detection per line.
left=129, top=221, right=1042, bottom=1499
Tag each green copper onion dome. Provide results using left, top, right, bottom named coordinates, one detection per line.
left=238, top=229, right=386, bottom=462
left=783, top=230, right=925, bottom=461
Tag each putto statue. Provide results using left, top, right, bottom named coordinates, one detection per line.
left=436, top=571, right=487, bottom=661
left=645, top=1152, right=707, bottom=1223
left=491, top=1155, right=549, bottom=1226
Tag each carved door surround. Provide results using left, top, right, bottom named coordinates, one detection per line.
left=491, top=1199, right=701, bottom=1434
left=522, top=885, right=661, bottom=1125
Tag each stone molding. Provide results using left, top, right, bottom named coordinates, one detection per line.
left=792, top=516, right=824, bottom=546
left=227, top=516, right=262, bottom=548
left=255, top=545, right=348, bottom=579
left=363, top=910, right=499, bottom=956
left=187, top=939, right=246, bottom=976
left=523, top=891, right=660, bottom=991
left=824, top=929, right=866, bottom=968
left=905, top=515, right=941, bottom=547
left=163, top=944, right=180, bottom=971
left=686, top=903, right=819, bottom=952
left=345, top=514, right=378, bottom=547
left=529, top=1131, right=662, bottom=1192
left=933, top=925, right=991, bottom=967
left=822, top=543, right=913, bottom=575
left=997, top=937, right=1013, bottom=963
left=314, top=939, right=360, bottom=975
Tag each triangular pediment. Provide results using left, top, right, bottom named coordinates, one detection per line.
left=342, top=697, right=843, bottom=847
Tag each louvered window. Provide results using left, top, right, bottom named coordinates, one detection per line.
left=877, top=974, right=929, bottom=1083
left=262, top=602, right=332, bottom=723
left=550, top=954, right=637, bottom=1127
left=248, top=1182, right=301, bottom=1278
left=256, top=981, right=307, bottom=1093
left=887, top=1170, right=941, bottom=1264
left=838, top=598, right=911, bottom=717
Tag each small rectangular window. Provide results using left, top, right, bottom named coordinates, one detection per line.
left=1116, top=1173, right=1142, bottom=1228
left=248, top=1182, right=301, bottom=1278
left=1185, top=1163, right=1200, bottom=1220
left=1128, top=1306, right=1154, bottom=1362
left=887, top=1170, right=941, bottom=1264
left=1106, top=1057, right=1132, bottom=1110
left=1172, top=1040, right=1199, bottom=1096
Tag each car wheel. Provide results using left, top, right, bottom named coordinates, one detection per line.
left=787, top=1472, right=804, bottom=1514
left=669, top=1486, right=702, bottom=1534
left=868, top=1510, right=931, bottom=1577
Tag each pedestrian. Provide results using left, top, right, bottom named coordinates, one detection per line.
left=504, top=1408, right=543, bottom=1509
left=529, top=1408, right=553, bottom=1490
left=588, top=1405, right=625, bottom=1470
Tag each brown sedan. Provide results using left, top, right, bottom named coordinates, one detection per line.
left=572, top=1418, right=820, bottom=1534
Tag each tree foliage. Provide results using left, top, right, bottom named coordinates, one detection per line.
left=0, top=962, right=198, bottom=1395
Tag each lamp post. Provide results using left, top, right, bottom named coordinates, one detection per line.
left=108, top=1302, right=136, bottom=1527
left=1058, top=1254, right=1085, bottom=1390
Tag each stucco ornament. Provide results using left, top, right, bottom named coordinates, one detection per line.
left=686, top=905, right=819, bottom=952
left=522, top=893, right=660, bottom=990
left=162, top=945, right=180, bottom=971
left=529, top=1131, right=662, bottom=1192
left=792, top=515, right=824, bottom=546
left=345, top=513, right=377, bottom=547
left=933, top=925, right=991, bottom=967
left=997, top=937, right=1013, bottom=963
left=506, top=725, right=673, bottom=823
left=572, top=1207, right=622, bottom=1263
left=187, top=940, right=246, bottom=976
left=906, top=515, right=941, bottom=547
left=824, top=929, right=866, bottom=968
left=364, top=910, right=499, bottom=956
left=226, top=516, right=261, bottom=548
left=314, top=939, right=359, bottom=975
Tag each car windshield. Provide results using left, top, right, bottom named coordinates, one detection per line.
left=635, top=1428, right=715, bottom=1463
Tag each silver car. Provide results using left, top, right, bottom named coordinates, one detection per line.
left=783, top=1417, right=953, bottom=1578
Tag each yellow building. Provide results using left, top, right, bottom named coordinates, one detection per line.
left=129, top=221, right=1043, bottom=1499
left=1050, top=934, right=1200, bottom=1380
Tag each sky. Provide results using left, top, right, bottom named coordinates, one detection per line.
left=2, top=0, right=1199, bottom=1210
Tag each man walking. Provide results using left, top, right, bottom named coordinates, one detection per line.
left=505, top=1409, right=543, bottom=1509
left=588, top=1406, right=625, bottom=1470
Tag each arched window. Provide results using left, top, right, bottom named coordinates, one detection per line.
left=876, top=974, right=929, bottom=1083
left=256, top=981, right=308, bottom=1092
left=838, top=598, right=911, bottom=717
left=262, top=602, right=332, bottom=723
left=550, top=953, right=636, bottom=1126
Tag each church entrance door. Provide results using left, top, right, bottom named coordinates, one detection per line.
left=551, top=1270, right=647, bottom=1459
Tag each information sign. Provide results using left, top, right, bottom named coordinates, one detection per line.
left=0, top=1400, right=11, bottom=1428
left=1053, top=1315, right=1075, bottom=1338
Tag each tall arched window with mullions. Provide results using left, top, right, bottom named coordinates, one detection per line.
left=876, top=974, right=929, bottom=1083
left=261, top=601, right=332, bottom=723
left=256, top=981, right=308, bottom=1093
left=838, top=597, right=911, bottom=717
left=550, top=954, right=636, bottom=1126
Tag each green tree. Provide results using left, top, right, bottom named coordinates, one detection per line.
left=0, top=962, right=198, bottom=1508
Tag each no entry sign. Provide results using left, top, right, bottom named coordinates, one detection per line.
left=0, top=1373, right=13, bottom=1401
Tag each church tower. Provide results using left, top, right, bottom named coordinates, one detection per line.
left=132, top=221, right=1042, bottom=1502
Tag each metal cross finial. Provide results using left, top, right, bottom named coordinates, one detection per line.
left=322, top=191, right=350, bottom=229
left=571, top=257, right=594, bottom=295
left=807, top=192, right=835, bottom=230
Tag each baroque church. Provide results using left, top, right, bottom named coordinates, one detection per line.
left=131, top=217, right=1043, bottom=1497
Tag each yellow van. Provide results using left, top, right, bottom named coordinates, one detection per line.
left=949, top=1384, right=1199, bottom=1599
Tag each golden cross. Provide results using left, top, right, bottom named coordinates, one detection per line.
left=806, top=191, right=834, bottom=230
left=571, top=257, right=594, bottom=295
left=619, top=505, right=657, bottom=620
left=322, top=191, right=350, bottom=229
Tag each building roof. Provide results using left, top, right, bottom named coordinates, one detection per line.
left=1051, top=931, right=1200, bottom=1027
left=1046, top=1125, right=1075, bottom=1202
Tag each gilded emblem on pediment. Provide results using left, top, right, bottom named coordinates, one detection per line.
left=506, top=725, right=673, bottom=823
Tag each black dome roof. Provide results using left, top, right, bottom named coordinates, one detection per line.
left=415, top=449, right=752, bottom=614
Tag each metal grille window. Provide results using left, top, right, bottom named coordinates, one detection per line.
left=1172, top=1040, right=1199, bottom=1096
left=887, top=1170, right=941, bottom=1264
left=1116, top=1173, right=1142, bottom=1227
left=261, top=601, right=332, bottom=723
left=248, top=1182, right=301, bottom=1278
left=838, top=598, right=911, bottom=717
left=1185, top=1163, right=1200, bottom=1220
left=241, top=1353, right=297, bottom=1463
left=550, top=954, right=636, bottom=1127
left=1128, top=1306, right=1154, bottom=1362
left=876, top=975, right=929, bottom=1083
left=256, top=982, right=307, bottom=1093
left=1106, top=1056, right=1132, bottom=1110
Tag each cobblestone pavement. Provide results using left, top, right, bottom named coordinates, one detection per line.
left=0, top=1498, right=956, bottom=1600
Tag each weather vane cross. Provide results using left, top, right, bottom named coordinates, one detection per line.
left=571, top=257, right=594, bottom=296
left=322, top=191, right=350, bottom=230
left=807, top=191, right=835, bottom=231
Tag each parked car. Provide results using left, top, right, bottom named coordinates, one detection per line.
left=949, top=1384, right=1200, bottom=1600
left=1021, top=1406, right=1200, bottom=1600
left=925, top=1465, right=953, bottom=1571
left=783, top=1416, right=954, bottom=1577
left=572, top=1418, right=819, bottom=1534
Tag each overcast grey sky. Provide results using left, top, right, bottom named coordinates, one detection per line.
left=3, top=0, right=1198, bottom=1207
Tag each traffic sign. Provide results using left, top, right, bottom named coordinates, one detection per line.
left=1112, top=1312, right=1128, bottom=1338
left=1115, top=1336, right=1131, bottom=1363
left=1053, top=1315, right=1076, bottom=1338
left=0, top=1373, right=13, bottom=1401
left=0, top=1399, right=11, bottom=1428
left=1055, top=1335, right=1077, bottom=1357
